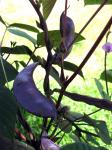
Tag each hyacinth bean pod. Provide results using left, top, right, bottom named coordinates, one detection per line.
left=53, top=12, right=75, bottom=63
left=40, top=137, right=60, bottom=150
left=13, top=63, right=57, bottom=119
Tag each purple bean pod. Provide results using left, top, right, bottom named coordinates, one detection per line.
left=13, top=63, right=57, bottom=119
left=53, top=12, right=75, bottom=63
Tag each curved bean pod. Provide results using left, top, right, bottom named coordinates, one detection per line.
left=53, top=12, right=75, bottom=63
left=13, top=63, right=57, bottom=119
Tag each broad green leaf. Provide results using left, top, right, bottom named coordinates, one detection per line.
left=50, top=67, right=60, bottom=85
left=0, top=59, right=18, bottom=85
left=83, top=115, right=111, bottom=144
left=1, top=45, right=31, bottom=55
left=86, top=134, right=100, bottom=146
left=0, top=87, right=17, bottom=139
left=58, top=61, right=84, bottom=78
left=61, top=142, right=107, bottom=150
left=42, top=0, right=57, bottom=19
left=94, top=78, right=105, bottom=98
left=8, top=28, right=36, bottom=44
left=58, top=120, right=72, bottom=133
left=65, top=111, right=83, bottom=121
left=37, top=30, right=85, bottom=47
left=9, top=23, right=39, bottom=33
left=100, top=70, right=112, bottom=83
left=95, top=120, right=111, bottom=145
left=84, top=0, right=112, bottom=5
left=0, top=16, right=6, bottom=26
left=94, top=78, right=110, bottom=99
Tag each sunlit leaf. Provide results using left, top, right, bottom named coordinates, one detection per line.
left=37, top=30, right=85, bottom=47
left=50, top=67, right=60, bottom=85
left=94, top=78, right=110, bottom=99
left=0, top=16, right=6, bottom=26
left=8, top=28, right=36, bottom=44
left=0, top=87, right=17, bottom=139
left=42, top=0, right=57, bottom=19
left=58, top=61, right=84, bottom=78
left=0, top=59, right=18, bottom=85
left=9, top=23, right=39, bottom=33
left=84, top=0, right=112, bottom=5
left=100, top=69, right=112, bottom=83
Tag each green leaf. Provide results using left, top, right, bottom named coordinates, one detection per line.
left=42, top=0, right=57, bottom=19
left=0, top=136, right=35, bottom=150
left=86, top=134, right=100, bottom=146
left=1, top=45, right=31, bottom=55
left=0, top=87, right=17, bottom=139
left=8, top=28, right=36, bottom=44
left=0, top=59, right=18, bottom=85
left=13, top=61, right=26, bottom=71
left=61, top=142, right=107, bottom=150
left=50, top=67, right=60, bottom=85
left=100, top=69, right=112, bottom=83
left=37, top=30, right=85, bottom=47
left=9, top=23, right=39, bottom=33
left=94, top=78, right=110, bottom=99
left=59, top=61, right=84, bottom=78
left=0, top=16, right=6, bottom=26
left=58, top=120, right=72, bottom=133
left=83, top=115, right=111, bottom=145
left=84, top=0, right=112, bottom=5
left=65, top=111, right=83, bottom=121
left=94, top=78, right=105, bottom=98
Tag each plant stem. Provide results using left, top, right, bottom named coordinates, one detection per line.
left=104, top=52, right=109, bottom=95
left=0, top=27, right=9, bottom=88
left=66, top=16, right=112, bottom=87
left=56, top=1, right=109, bottom=109
left=68, top=0, right=108, bottom=49
left=29, top=0, right=52, bottom=96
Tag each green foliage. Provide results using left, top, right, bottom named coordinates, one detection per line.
left=9, top=23, right=39, bottom=33
left=8, top=28, right=37, bottom=44
left=0, top=87, right=17, bottom=139
left=61, top=142, right=107, bottom=150
left=0, top=59, right=18, bottom=85
left=59, top=61, right=84, bottom=78
left=94, top=78, right=110, bottom=99
left=41, top=0, right=57, bottom=19
left=37, top=30, right=85, bottom=48
left=0, top=0, right=112, bottom=150
left=83, top=115, right=111, bottom=144
left=0, top=16, right=7, bottom=26
left=84, top=0, right=112, bottom=5
left=100, top=69, right=112, bottom=83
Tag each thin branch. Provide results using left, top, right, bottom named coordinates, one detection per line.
left=55, top=89, right=112, bottom=111
left=104, top=52, right=109, bottom=95
left=29, top=0, right=52, bottom=96
left=68, top=0, right=108, bottom=49
left=66, top=16, right=112, bottom=86
left=54, top=0, right=109, bottom=109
